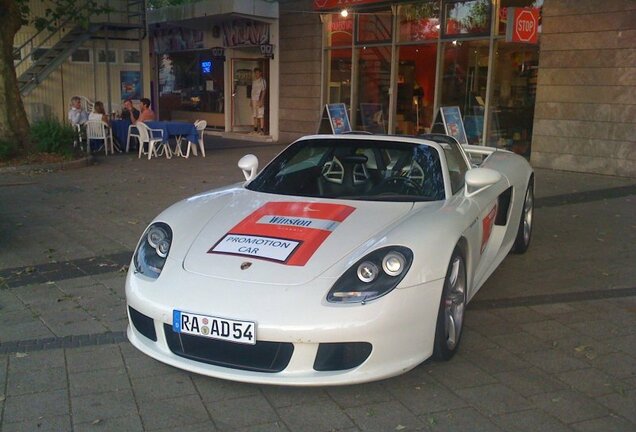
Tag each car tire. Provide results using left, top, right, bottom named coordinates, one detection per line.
left=511, top=178, right=534, bottom=254
left=433, top=247, right=467, bottom=361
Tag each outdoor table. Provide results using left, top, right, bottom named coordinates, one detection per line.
left=111, top=119, right=131, bottom=148
left=111, top=120, right=198, bottom=154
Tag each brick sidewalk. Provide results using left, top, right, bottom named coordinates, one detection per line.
left=0, top=147, right=634, bottom=431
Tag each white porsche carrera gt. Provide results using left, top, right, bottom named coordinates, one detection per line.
left=126, top=133, right=534, bottom=386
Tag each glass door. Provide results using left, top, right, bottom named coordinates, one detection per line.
left=231, top=58, right=264, bottom=132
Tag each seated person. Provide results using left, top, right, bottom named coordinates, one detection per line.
left=68, top=96, right=88, bottom=126
left=88, top=101, right=110, bottom=125
left=122, top=99, right=140, bottom=124
left=136, top=98, right=155, bottom=123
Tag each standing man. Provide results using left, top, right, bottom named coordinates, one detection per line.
left=68, top=96, right=88, bottom=126
left=250, top=67, right=266, bottom=135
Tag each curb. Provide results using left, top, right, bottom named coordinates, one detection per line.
left=0, top=155, right=94, bottom=174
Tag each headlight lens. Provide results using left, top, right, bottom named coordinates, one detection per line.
left=134, top=222, right=173, bottom=279
left=327, top=246, right=413, bottom=303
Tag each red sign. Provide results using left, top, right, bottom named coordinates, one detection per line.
left=506, top=7, right=539, bottom=44
left=314, top=0, right=387, bottom=11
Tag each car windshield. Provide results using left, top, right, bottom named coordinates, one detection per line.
left=247, top=138, right=445, bottom=202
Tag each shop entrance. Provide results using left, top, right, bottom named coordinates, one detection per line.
left=231, top=58, right=269, bottom=133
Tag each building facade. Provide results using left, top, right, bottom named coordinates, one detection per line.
left=277, top=0, right=635, bottom=177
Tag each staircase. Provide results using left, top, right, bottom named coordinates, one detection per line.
left=14, top=0, right=146, bottom=97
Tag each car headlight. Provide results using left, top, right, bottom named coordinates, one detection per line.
left=327, top=246, right=413, bottom=304
left=133, top=222, right=173, bottom=279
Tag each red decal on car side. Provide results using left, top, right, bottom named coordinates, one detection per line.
left=481, top=204, right=498, bottom=254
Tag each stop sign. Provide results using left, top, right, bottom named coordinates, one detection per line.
left=506, top=7, right=539, bottom=44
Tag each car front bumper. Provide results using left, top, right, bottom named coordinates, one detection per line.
left=125, top=258, right=444, bottom=386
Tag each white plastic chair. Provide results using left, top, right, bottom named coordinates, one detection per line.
left=85, top=120, right=113, bottom=155
left=183, top=120, right=207, bottom=158
left=136, top=122, right=171, bottom=160
left=126, top=124, right=141, bottom=153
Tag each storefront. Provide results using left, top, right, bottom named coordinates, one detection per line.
left=317, top=0, right=542, bottom=156
left=147, top=0, right=279, bottom=140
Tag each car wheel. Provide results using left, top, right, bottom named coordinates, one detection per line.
left=433, top=247, right=466, bottom=361
left=511, top=179, right=534, bottom=254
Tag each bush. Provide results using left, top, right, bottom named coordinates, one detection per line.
left=0, top=139, right=16, bottom=160
left=30, top=119, right=77, bottom=157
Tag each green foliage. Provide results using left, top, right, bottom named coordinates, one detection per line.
left=0, top=139, right=17, bottom=160
left=30, top=119, right=77, bottom=157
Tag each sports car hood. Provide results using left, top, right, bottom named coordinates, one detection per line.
left=182, top=190, right=413, bottom=285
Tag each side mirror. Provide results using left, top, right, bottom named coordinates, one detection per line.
left=464, top=168, right=501, bottom=197
left=238, top=154, right=259, bottom=181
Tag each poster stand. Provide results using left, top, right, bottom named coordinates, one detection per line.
left=316, top=103, right=352, bottom=134
left=430, top=106, right=468, bottom=145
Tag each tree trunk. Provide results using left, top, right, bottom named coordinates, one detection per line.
left=0, top=0, right=32, bottom=153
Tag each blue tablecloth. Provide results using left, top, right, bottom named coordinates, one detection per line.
left=145, top=121, right=198, bottom=144
left=111, top=120, right=198, bottom=150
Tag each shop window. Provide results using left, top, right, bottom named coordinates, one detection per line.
left=70, top=48, right=92, bottom=64
left=325, top=48, right=352, bottom=108
left=355, top=46, right=391, bottom=132
left=442, top=0, right=491, bottom=38
left=439, top=40, right=490, bottom=145
left=158, top=50, right=224, bottom=119
left=486, top=41, right=539, bottom=156
left=123, top=49, right=141, bottom=64
left=396, top=44, right=437, bottom=135
left=324, top=13, right=353, bottom=47
left=356, top=9, right=392, bottom=44
left=97, top=49, right=117, bottom=64
left=398, top=2, right=441, bottom=42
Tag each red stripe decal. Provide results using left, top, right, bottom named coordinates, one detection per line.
left=209, top=202, right=356, bottom=266
left=481, top=204, right=498, bottom=254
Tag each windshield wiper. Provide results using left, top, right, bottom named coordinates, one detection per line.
left=336, top=195, right=437, bottom=202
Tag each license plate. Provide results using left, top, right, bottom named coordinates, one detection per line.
left=173, top=310, right=256, bottom=345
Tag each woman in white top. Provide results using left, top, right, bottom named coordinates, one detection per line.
left=88, top=101, right=110, bottom=125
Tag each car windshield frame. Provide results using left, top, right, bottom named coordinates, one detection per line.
left=247, top=137, right=446, bottom=202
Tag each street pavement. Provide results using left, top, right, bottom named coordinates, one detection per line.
left=0, top=139, right=634, bottom=431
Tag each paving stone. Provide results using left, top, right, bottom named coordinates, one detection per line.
left=74, top=415, right=144, bottom=432
left=326, top=382, right=393, bottom=408
left=48, top=319, right=109, bottom=338
left=232, top=422, right=289, bottom=432
left=123, top=353, right=178, bottom=379
left=589, top=352, right=636, bottom=379
left=7, top=366, right=67, bottom=396
left=71, top=389, right=138, bottom=424
left=596, top=389, right=636, bottom=423
left=69, top=367, right=131, bottom=396
left=458, top=348, right=529, bottom=374
left=132, top=372, right=197, bottom=401
left=425, top=358, right=498, bottom=390
left=493, top=409, right=571, bottom=432
left=571, top=414, right=636, bottom=432
left=606, top=334, right=636, bottom=357
left=207, top=394, right=280, bottom=430
left=1, top=415, right=72, bottom=432
left=8, top=349, right=65, bottom=373
left=529, top=390, right=609, bottom=424
left=149, top=421, right=220, bottom=432
left=552, top=335, right=618, bottom=361
left=192, top=375, right=259, bottom=402
left=489, top=331, right=552, bottom=354
left=0, top=291, right=26, bottom=313
left=346, top=400, right=425, bottom=431
left=490, top=306, right=548, bottom=324
left=0, top=320, right=55, bottom=342
left=523, top=348, right=590, bottom=374
left=530, top=303, right=578, bottom=316
left=389, top=381, right=466, bottom=415
left=278, top=400, right=354, bottom=432
left=0, top=354, right=8, bottom=389
left=567, top=319, right=631, bottom=340
left=455, top=327, right=499, bottom=351
left=520, top=320, right=574, bottom=341
left=3, top=389, right=69, bottom=423
left=261, top=385, right=329, bottom=408
left=494, top=368, right=567, bottom=398
left=426, top=407, right=503, bottom=431
left=39, top=309, right=95, bottom=325
left=557, top=368, right=626, bottom=397
left=66, top=345, right=124, bottom=373
left=138, top=394, right=210, bottom=430
left=455, top=383, right=530, bottom=416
